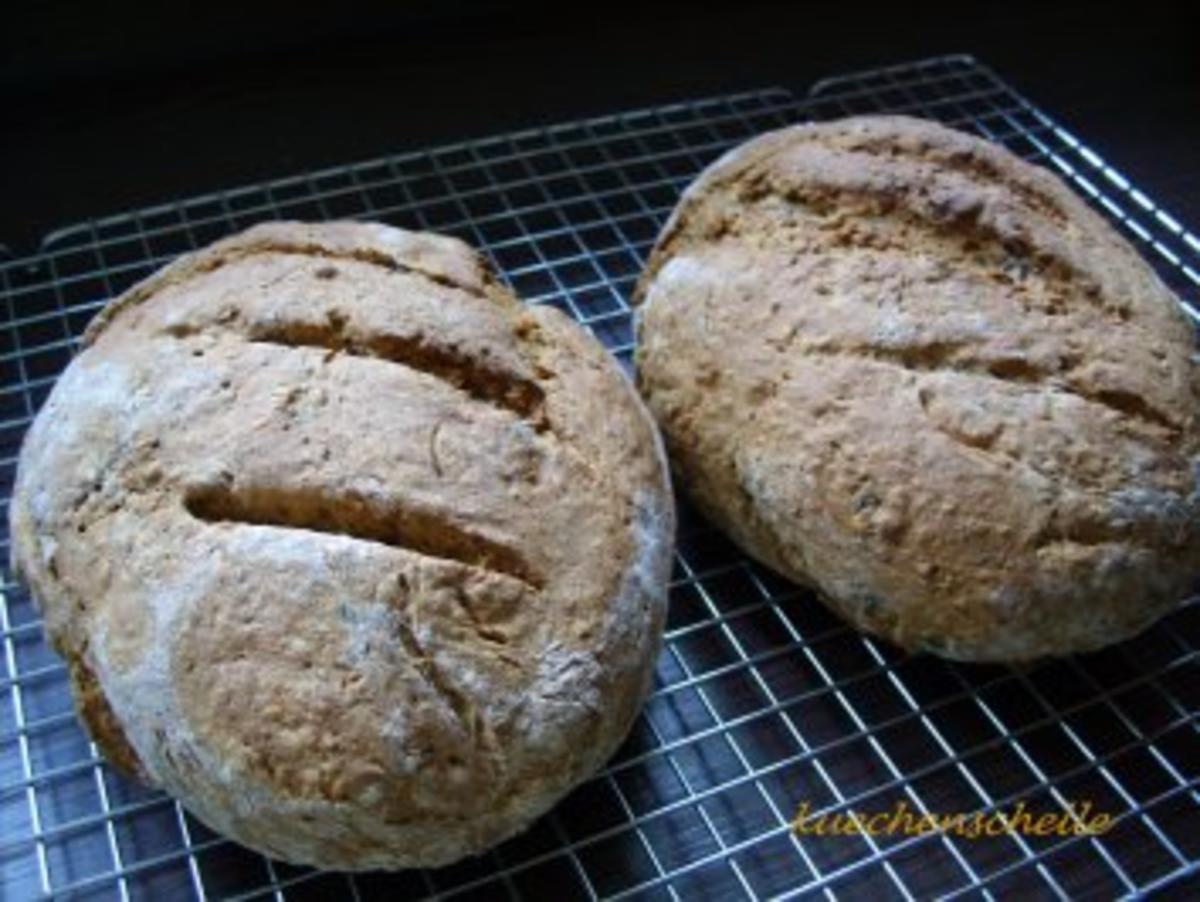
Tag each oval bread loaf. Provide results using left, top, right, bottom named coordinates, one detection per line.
left=10, top=221, right=675, bottom=869
left=634, top=115, right=1200, bottom=661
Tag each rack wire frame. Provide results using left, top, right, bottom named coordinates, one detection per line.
left=1, top=54, right=1198, bottom=901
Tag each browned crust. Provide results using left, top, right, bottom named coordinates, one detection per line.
left=83, top=222, right=499, bottom=347
left=68, top=652, right=147, bottom=778
left=635, top=115, right=1200, bottom=660
left=10, top=220, right=674, bottom=869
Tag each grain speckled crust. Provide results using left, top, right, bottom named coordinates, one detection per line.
left=635, top=116, right=1200, bottom=661
left=10, top=221, right=674, bottom=869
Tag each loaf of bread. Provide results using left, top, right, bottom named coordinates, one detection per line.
left=10, top=221, right=675, bottom=868
left=635, top=115, right=1199, bottom=661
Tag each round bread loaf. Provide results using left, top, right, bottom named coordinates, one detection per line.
left=10, top=221, right=674, bottom=869
left=635, top=115, right=1200, bottom=661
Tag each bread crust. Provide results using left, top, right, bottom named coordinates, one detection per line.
left=635, top=116, right=1200, bottom=661
left=10, top=221, right=674, bottom=869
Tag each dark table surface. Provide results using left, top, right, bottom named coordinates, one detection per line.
left=3, top=1, right=1198, bottom=258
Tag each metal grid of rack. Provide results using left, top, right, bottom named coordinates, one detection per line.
left=2, top=54, right=1198, bottom=900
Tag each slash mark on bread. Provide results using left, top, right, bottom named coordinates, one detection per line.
left=184, top=482, right=543, bottom=589
left=790, top=340, right=1180, bottom=434
left=191, top=242, right=490, bottom=299
left=249, top=319, right=547, bottom=424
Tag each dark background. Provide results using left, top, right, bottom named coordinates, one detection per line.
left=3, top=1, right=1198, bottom=257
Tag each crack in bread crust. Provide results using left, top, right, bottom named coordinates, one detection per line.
left=392, top=611, right=488, bottom=758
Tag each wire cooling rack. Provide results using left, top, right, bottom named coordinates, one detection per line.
left=2, top=54, right=1199, bottom=901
